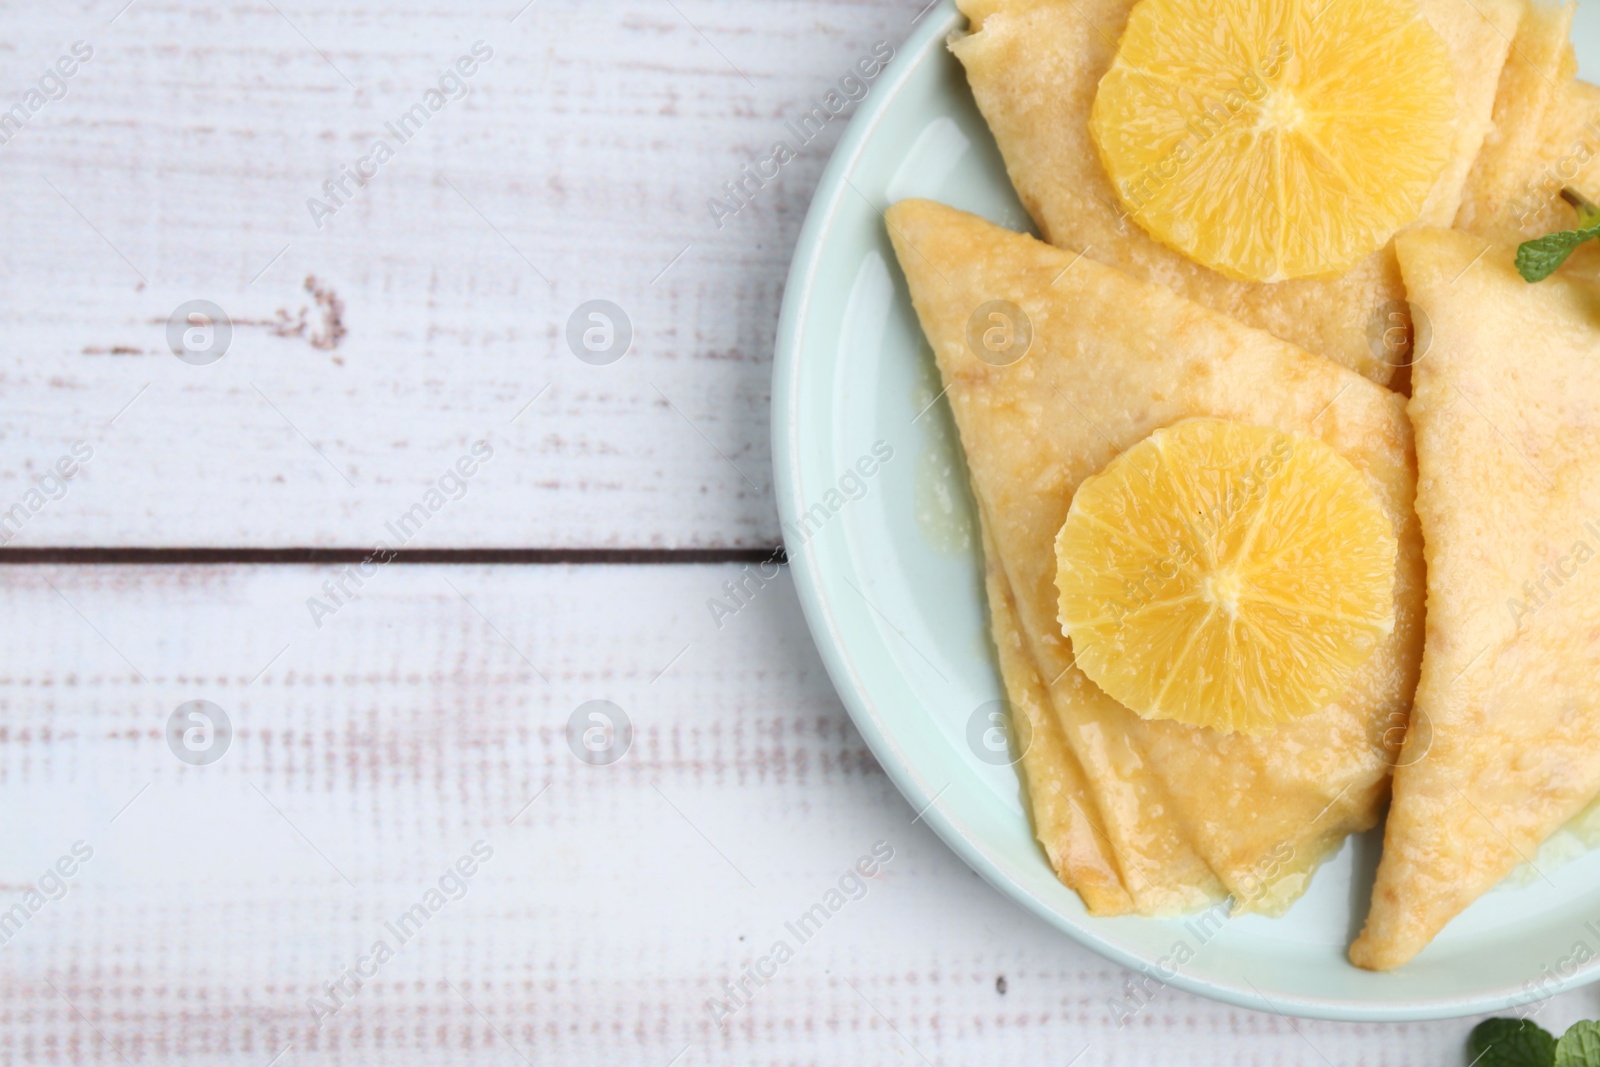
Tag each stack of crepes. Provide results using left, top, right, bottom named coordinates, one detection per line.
left=886, top=0, right=1600, bottom=968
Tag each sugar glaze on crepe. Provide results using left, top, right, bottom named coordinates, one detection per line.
left=1351, top=227, right=1600, bottom=970
left=949, top=0, right=1520, bottom=384
left=886, top=198, right=1425, bottom=915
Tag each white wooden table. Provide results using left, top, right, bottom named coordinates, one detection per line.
left=2, top=1, right=1594, bottom=1063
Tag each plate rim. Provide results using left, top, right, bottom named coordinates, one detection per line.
left=769, top=0, right=1598, bottom=1023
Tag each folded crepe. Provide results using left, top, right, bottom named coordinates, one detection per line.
left=983, top=521, right=1134, bottom=914
left=1451, top=3, right=1600, bottom=279
left=949, top=0, right=1521, bottom=384
left=1454, top=1, right=1581, bottom=246
left=1351, top=227, right=1600, bottom=970
left=887, top=198, right=1425, bottom=915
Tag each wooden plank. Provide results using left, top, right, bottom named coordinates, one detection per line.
left=0, top=0, right=923, bottom=548
left=0, top=564, right=1568, bottom=1063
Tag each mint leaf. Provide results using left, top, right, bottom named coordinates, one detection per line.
left=1517, top=186, right=1600, bottom=282
left=1470, top=1018, right=1556, bottom=1067
left=1556, top=1021, right=1600, bottom=1067
left=1516, top=227, right=1600, bottom=282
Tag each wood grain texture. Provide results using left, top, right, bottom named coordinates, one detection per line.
left=3, top=1, right=1593, bottom=1061
left=2, top=565, right=1590, bottom=1065
left=0, top=0, right=922, bottom=548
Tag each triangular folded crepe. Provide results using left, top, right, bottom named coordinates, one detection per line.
left=887, top=198, right=1425, bottom=914
left=950, top=0, right=1521, bottom=384
left=1351, top=228, right=1600, bottom=970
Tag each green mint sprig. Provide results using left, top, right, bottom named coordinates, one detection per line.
left=1468, top=1018, right=1600, bottom=1067
left=1516, top=187, right=1600, bottom=282
left=1557, top=1022, right=1600, bottom=1067
left=1471, top=1018, right=1558, bottom=1067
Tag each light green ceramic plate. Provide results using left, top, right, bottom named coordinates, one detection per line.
left=772, top=0, right=1600, bottom=1022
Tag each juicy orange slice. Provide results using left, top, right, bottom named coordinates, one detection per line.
left=1089, top=0, right=1456, bottom=281
left=1054, top=418, right=1396, bottom=734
